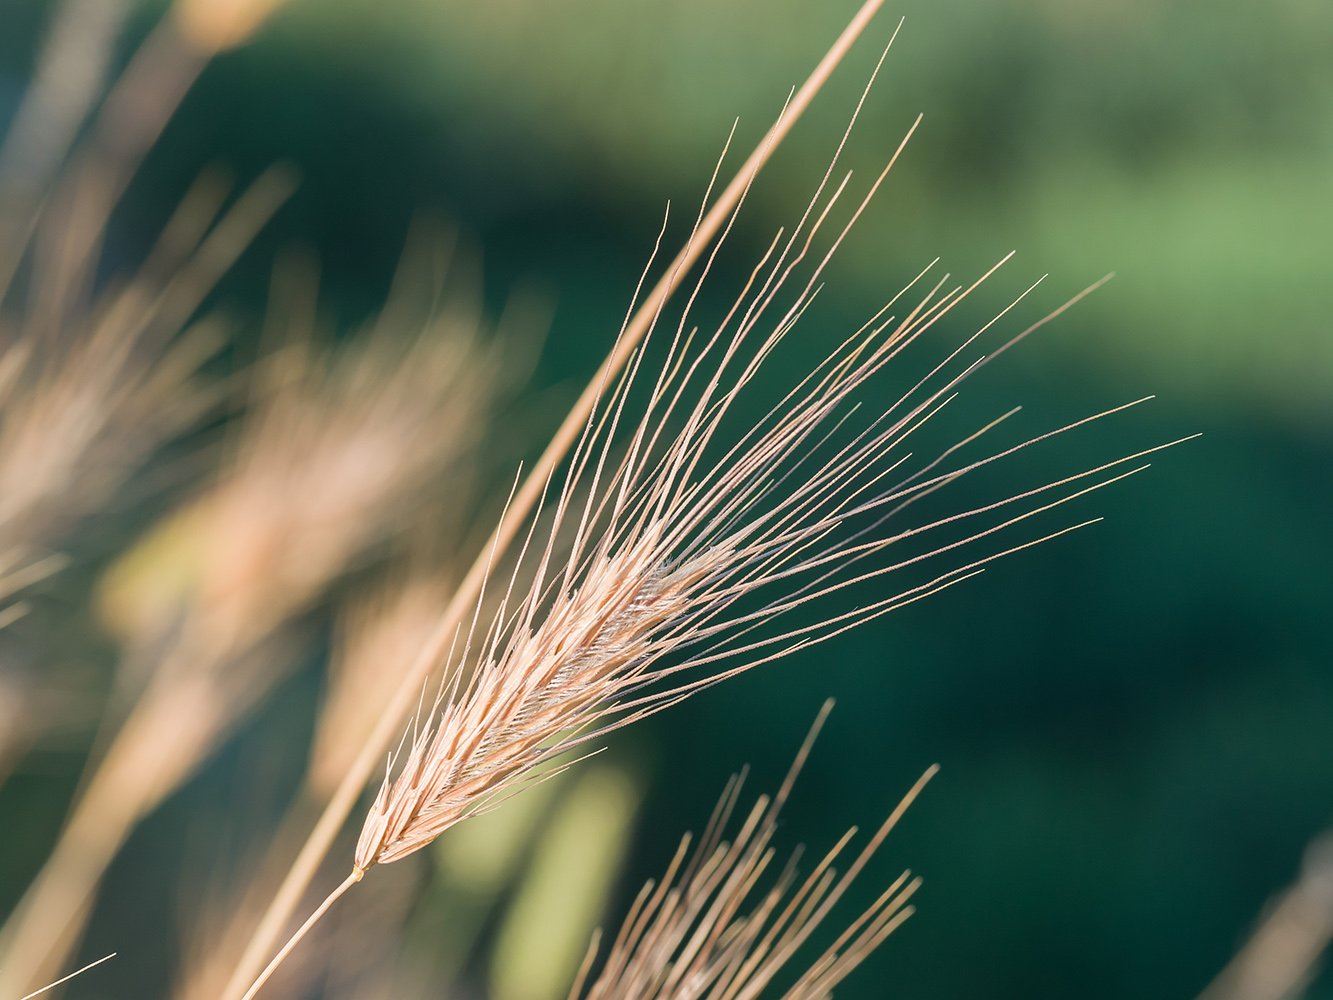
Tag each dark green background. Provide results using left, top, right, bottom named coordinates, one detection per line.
left=1, top=0, right=1331, bottom=997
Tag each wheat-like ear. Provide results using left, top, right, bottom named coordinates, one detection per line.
left=574, top=702, right=931, bottom=1000
left=241, top=27, right=1180, bottom=997
left=222, top=7, right=900, bottom=995
left=346, top=205, right=1149, bottom=876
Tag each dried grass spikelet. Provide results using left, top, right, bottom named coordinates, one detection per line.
left=172, top=570, right=456, bottom=1000
left=310, top=573, right=457, bottom=802
left=0, top=239, right=507, bottom=997
left=223, top=8, right=898, bottom=989
left=571, top=702, right=930, bottom=1000
left=350, top=231, right=1151, bottom=868
left=0, top=144, right=294, bottom=607
left=241, top=47, right=1183, bottom=996
left=0, top=0, right=298, bottom=608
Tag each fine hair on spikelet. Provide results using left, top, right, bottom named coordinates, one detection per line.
left=237, top=14, right=1185, bottom=996
left=570, top=701, right=930, bottom=1000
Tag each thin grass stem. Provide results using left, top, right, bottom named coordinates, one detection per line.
left=220, top=5, right=891, bottom=996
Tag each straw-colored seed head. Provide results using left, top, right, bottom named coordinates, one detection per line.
left=351, top=91, right=1164, bottom=878
left=356, top=545, right=707, bottom=869
left=572, top=706, right=932, bottom=1000
left=234, top=16, right=1181, bottom=996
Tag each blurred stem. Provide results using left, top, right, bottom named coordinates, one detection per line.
left=172, top=783, right=324, bottom=1000
left=0, top=668, right=222, bottom=995
left=10, top=15, right=209, bottom=335
left=221, top=2, right=896, bottom=998
left=0, top=0, right=131, bottom=293
left=1196, top=831, right=1333, bottom=1000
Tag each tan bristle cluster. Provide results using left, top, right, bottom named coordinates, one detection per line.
left=357, top=549, right=700, bottom=868
left=571, top=703, right=932, bottom=1000
left=349, top=198, right=1157, bottom=881
left=309, top=574, right=456, bottom=802
left=0, top=239, right=506, bottom=995
left=230, top=5, right=1188, bottom=997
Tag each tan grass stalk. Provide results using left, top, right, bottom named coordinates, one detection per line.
left=572, top=701, right=929, bottom=1000
left=312, top=575, right=458, bottom=804
left=1, top=0, right=293, bottom=308
left=178, top=818, right=423, bottom=1000
left=0, top=257, right=504, bottom=995
left=0, top=8, right=285, bottom=607
left=222, top=6, right=898, bottom=994
left=17, top=951, right=116, bottom=1000
left=2, top=16, right=208, bottom=314
left=0, top=0, right=131, bottom=259
left=172, top=572, right=455, bottom=1000
left=240, top=16, right=1186, bottom=994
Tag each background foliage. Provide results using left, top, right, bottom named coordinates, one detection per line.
left=1, top=0, right=1330, bottom=998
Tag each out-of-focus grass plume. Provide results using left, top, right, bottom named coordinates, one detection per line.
left=0, top=225, right=512, bottom=991
left=0, top=3, right=521, bottom=991
left=0, top=0, right=295, bottom=835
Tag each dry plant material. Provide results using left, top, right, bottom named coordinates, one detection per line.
left=0, top=287, right=503, bottom=991
left=572, top=702, right=929, bottom=1000
left=0, top=0, right=302, bottom=582
left=193, top=323, right=494, bottom=655
left=0, top=6, right=295, bottom=604
left=310, top=574, right=458, bottom=802
left=0, top=10, right=299, bottom=986
left=0, top=161, right=292, bottom=596
left=179, top=832, right=424, bottom=1000
left=0, top=1, right=485, bottom=994
left=241, top=25, right=1184, bottom=1000
left=173, top=572, right=456, bottom=1000
left=224, top=7, right=911, bottom=990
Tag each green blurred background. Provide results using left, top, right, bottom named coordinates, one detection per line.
left=2, top=0, right=1331, bottom=997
